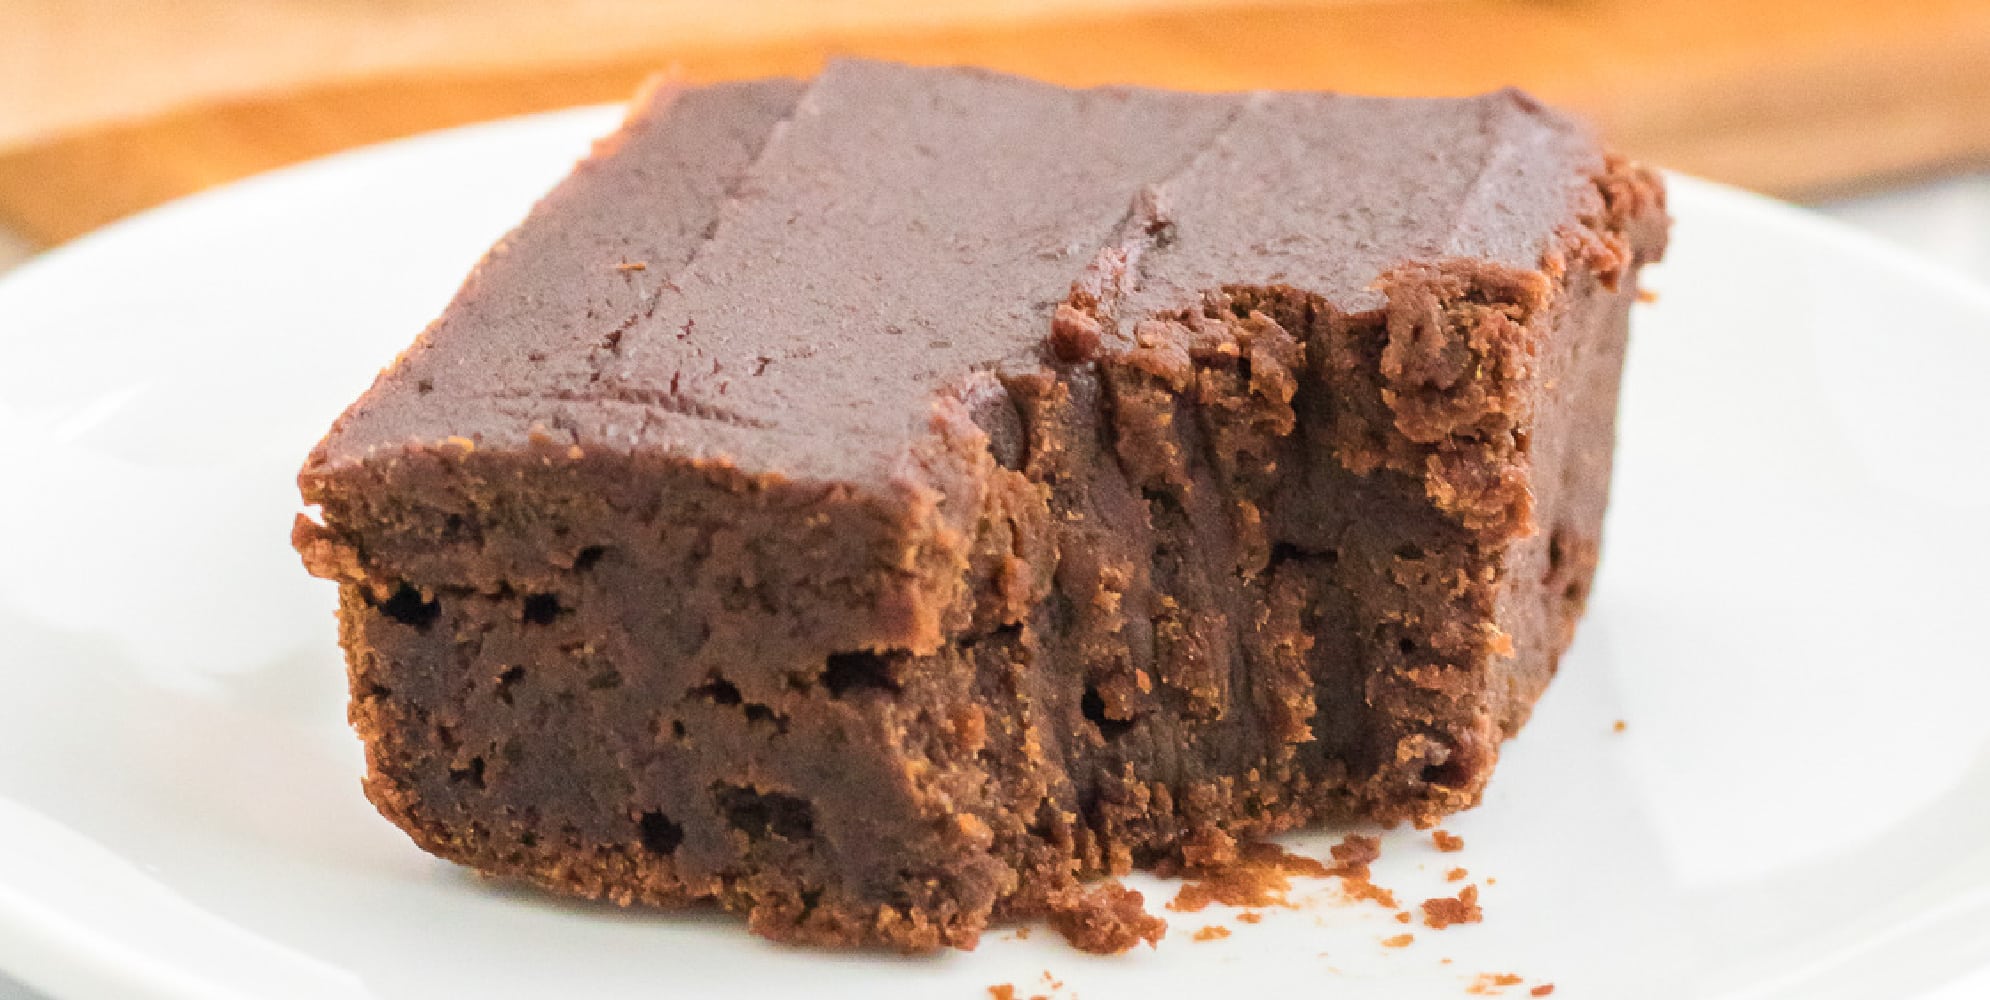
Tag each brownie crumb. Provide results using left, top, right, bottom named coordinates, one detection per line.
left=1236, top=911, right=1262, bottom=924
left=1048, top=303, right=1104, bottom=361
left=1432, top=830, right=1466, bottom=852
left=1169, top=839, right=1329, bottom=911
left=1381, top=933, right=1414, bottom=948
left=1341, top=873, right=1399, bottom=908
left=1532, top=986, right=1556, bottom=997
left=1254, top=840, right=1333, bottom=879
left=1014, top=926, right=1032, bottom=940
left=1193, top=925, right=1231, bottom=941
left=1422, top=884, right=1482, bottom=929
left=1170, top=864, right=1291, bottom=911
left=1394, top=911, right=1413, bottom=923
left=989, top=987, right=1016, bottom=1000
left=1446, top=867, right=1468, bottom=882
left=1265, top=846, right=1329, bottom=874
left=1467, top=972, right=1527, bottom=995
left=1328, top=834, right=1382, bottom=871
left=1323, top=834, right=1399, bottom=908
left=1048, top=881, right=1166, bottom=953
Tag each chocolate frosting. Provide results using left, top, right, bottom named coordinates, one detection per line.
left=318, top=60, right=1601, bottom=488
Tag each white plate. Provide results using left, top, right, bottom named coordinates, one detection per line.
left=3, top=107, right=1989, bottom=1000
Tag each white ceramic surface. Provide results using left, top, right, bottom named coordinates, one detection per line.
left=1, top=108, right=1988, bottom=1000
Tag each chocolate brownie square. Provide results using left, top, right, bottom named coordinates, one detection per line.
left=296, top=60, right=1667, bottom=952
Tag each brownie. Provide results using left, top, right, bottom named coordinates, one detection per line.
left=294, top=60, right=1668, bottom=952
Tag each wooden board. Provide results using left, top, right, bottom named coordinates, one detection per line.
left=5, top=0, right=1990, bottom=246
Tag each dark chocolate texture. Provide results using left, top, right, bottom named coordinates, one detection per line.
left=296, top=60, right=1668, bottom=952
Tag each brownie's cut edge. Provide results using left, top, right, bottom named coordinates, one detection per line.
left=295, top=62, right=1669, bottom=953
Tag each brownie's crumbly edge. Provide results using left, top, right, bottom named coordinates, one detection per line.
left=963, top=153, right=1664, bottom=932
left=1334, top=154, right=1667, bottom=548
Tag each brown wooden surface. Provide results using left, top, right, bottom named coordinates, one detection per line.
left=5, top=0, right=1990, bottom=247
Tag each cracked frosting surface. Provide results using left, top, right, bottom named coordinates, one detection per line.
left=317, top=60, right=1602, bottom=487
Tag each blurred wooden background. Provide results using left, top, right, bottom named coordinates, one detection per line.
left=4, top=0, right=1990, bottom=252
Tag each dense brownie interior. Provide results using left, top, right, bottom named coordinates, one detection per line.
left=296, top=60, right=1667, bottom=952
